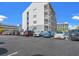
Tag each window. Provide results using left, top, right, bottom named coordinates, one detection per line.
left=33, top=21, right=37, bottom=24
left=27, top=12, right=29, bottom=28
left=33, top=8, right=37, bottom=19
left=44, top=25, right=48, bottom=31
left=44, top=12, right=48, bottom=15
left=33, top=8, right=37, bottom=11
left=33, top=27, right=37, bottom=30
left=27, top=12, right=29, bottom=15
left=33, top=15, right=37, bottom=18
left=44, top=4, right=48, bottom=10
left=44, top=19, right=48, bottom=24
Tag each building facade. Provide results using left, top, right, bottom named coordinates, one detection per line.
left=22, top=2, right=57, bottom=33
left=0, top=24, right=19, bottom=34
left=57, top=23, right=69, bottom=33
left=73, top=26, right=79, bottom=30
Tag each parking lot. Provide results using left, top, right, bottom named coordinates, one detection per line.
left=0, top=35, right=79, bottom=56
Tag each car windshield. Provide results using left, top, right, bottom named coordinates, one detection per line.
left=56, top=32, right=63, bottom=34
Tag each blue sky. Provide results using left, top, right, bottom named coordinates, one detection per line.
left=51, top=2, right=79, bottom=28
left=0, top=2, right=31, bottom=26
left=0, top=2, right=79, bottom=28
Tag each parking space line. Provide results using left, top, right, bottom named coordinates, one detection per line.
left=7, top=51, right=18, bottom=56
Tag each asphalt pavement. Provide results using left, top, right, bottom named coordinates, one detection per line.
left=0, top=35, right=79, bottom=56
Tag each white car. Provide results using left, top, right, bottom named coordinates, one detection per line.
left=33, top=31, right=40, bottom=37
left=54, top=32, right=65, bottom=39
left=20, top=31, right=24, bottom=36
left=2, top=31, right=11, bottom=35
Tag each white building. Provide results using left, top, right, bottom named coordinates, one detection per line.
left=22, top=2, right=57, bottom=33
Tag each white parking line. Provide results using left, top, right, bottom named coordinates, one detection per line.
left=7, top=51, right=18, bottom=56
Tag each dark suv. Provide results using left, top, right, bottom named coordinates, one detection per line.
left=69, top=29, right=79, bottom=41
left=24, top=31, right=33, bottom=36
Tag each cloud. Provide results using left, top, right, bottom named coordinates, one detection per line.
left=68, top=25, right=72, bottom=30
left=17, top=24, right=20, bottom=26
left=72, top=16, right=79, bottom=20
left=0, top=15, right=7, bottom=22
left=64, top=22, right=68, bottom=24
left=0, top=19, right=4, bottom=22
left=68, top=25, right=78, bottom=30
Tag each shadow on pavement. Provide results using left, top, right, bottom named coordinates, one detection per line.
left=0, top=48, right=8, bottom=55
left=32, top=54, right=44, bottom=56
left=0, top=42, right=5, bottom=44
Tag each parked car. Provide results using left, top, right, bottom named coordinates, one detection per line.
left=2, top=31, right=11, bottom=35
left=54, top=32, right=65, bottom=39
left=39, top=31, right=54, bottom=37
left=39, top=31, right=43, bottom=37
left=48, top=31, right=54, bottom=37
left=64, top=32, right=69, bottom=40
left=12, top=30, right=20, bottom=35
left=24, top=31, right=33, bottom=36
left=40, top=31, right=51, bottom=38
left=20, top=31, right=24, bottom=36
left=69, top=29, right=79, bottom=41
left=33, top=31, right=40, bottom=37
